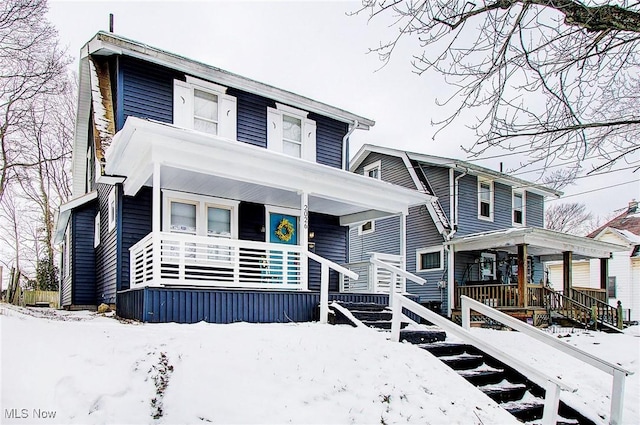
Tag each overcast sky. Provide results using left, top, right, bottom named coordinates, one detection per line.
left=48, top=0, right=639, bottom=220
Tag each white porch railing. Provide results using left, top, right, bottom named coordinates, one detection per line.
left=460, top=295, right=633, bottom=425
left=310, top=251, right=358, bottom=324
left=130, top=232, right=304, bottom=290
left=390, top=293, right=576, bottom=425
left=341, top=253, right=405, bottom=294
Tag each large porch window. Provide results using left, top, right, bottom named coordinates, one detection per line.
left=163, top=190, right=238, bottom=238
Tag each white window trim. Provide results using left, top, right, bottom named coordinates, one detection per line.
left=267, top=103, right=316, bottom=162
left=174, top=77, right=237, bottom=140
left=480, top=252, right=497, bottom=280
left=108, top=187, right=116, bottom=232
left=363, top=160, right=382, bottom=180
left=477, top=177, right=494, bottom=222
left=162, top=190, right=239, bottom=238
left=358, top=220, right=375, bottom=235
left=94, top=212, right=101, bottom=248
left=265, top=205, right=300, bottom=245
left=416, top=246, right=444, bottom=272
left=512, top=189, right=526, bottom=227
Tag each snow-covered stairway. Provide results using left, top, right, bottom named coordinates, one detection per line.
left=420, top=340, right=594, bottom=424
left=329, top=301, right=595, bottom=425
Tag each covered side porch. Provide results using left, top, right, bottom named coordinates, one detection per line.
left=105, top=118, right=432, bottom=321
left=445, top=228, right=627, bottom=327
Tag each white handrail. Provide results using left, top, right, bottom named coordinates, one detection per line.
left=308, top=251, right=358, bottom=324
left=461, top=295, right=632, bottom=425
left=389, top=293, right=575, bottom=425
left=370, top=257, right=425, bottom=308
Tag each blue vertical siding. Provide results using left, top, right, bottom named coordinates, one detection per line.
left=118, top=56, right=180, bottom=130
left=71, top=204, right=97, bottom=305
left=308, top=212, right=347, bottom=291
left=120, top=186, right=153, bottom=291
left=308, top=112, right=347, bottom=169
left=117, top=288, right=398, bottom=324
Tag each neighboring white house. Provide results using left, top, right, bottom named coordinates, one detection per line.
left=546, top=200, right=640, bottom=322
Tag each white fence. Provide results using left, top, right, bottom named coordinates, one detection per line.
left=341, top=253, right=405, bottom=294
left=130, top=232, right=304, bottom=290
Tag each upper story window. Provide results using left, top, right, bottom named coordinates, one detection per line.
left=267, top=103, right=316, bottom=162
left=173, top=76, right=237, bottom=140
left=512, top=190, right=525, bottom=226
left=108, top=187, right=117, bottom=232
left=364, top=160, right=381, bottom=180
left=94, top=212, right=101, bottom=248
left=478, top=177, right=494, bottom=221
left=163, top=190, right=239, bottom=238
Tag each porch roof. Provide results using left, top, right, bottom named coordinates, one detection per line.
left=444, top=227, right=628, bottom=260
left=105, top=118, right=434, bottom=225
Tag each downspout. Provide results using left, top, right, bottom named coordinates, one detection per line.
left=452, top=168, right=467, bottom=237
left=342, top=120, right=359, bottom=171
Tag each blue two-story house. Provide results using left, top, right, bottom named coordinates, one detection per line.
left=348, top=145, right=625, bottom=324
left=53, top=32, right=432, bottom=323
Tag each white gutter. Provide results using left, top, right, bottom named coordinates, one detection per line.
left=342, top=120, right=359, bottom=170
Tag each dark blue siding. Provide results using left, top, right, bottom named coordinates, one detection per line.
left=308, top=112, right=347, bottom=169
left=457, top=175, right=513, bottom=235
left=227, top=89, right=272, bottom=148
left=119, top=57, right=180, bottom=130
left=95, top=184, right=118, bottom=304
left=308, top=212, right=347, bottom=291
left=117, top=288, right=398, bottom=323
left=239, top=202, right=266, bottom=241
left=120, top=187, right=153, bottom=291
left=71, top=204, right=97, bottom=305
left=526, top=192, right=544, bottom=228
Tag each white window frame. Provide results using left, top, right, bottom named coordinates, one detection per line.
left=94, top=212, right=101, bottom=248
left=512, top=189, right=526, bottom=227
left=108, top=187, right=116, bottom=232
left=64, top=227, right=70, bottom=278
left=480, top=252, right=497, bottom=280
left=364, top=160, right=382, bottom=180
left=478, top=177, right=494, bottom=221
left=358, top=220, right=375, bottom=235
left=173, top=76, right=237, bottom=140
left=416, top=246, right=444, bottom=272
left=162, top=190, right=239, bottom=238
left=267, top=103, right=316, bottom=162
left=265, top=205, right=301, bottom=245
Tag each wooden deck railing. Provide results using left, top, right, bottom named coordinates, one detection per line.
left=568, top=288, right=621, bottom=329
left=542, top=287, right=591, bottom=327
left=454, top=283, right=547, bottom=309
left=573, top=287, right=607, bottom=303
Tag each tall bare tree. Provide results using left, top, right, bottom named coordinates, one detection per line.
left=545, top=202, right=599, bottom=235
left=0, top=0, right=70, bottom=202
left=355, top=1, right=640, bottom=180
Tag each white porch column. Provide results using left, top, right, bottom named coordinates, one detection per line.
left=152, top=162, right=161, bottom=285
left=447, top=245, right=455, bottom=316
left=300, top=191, right=309, bottom=291
left=400, top=212, right=407, bottom=293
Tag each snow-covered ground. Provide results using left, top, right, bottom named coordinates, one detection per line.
left=0, top=304, right=638, bottom=425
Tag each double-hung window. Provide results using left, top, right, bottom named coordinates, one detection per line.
left=478, top=177, right=494, bottom=221
left=267, top=103, right=316, bottom=161
left=173, top=76, right=237, bottom=140
left=512, top=190, right=525, bottom=226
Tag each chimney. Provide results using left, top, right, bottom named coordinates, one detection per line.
left=629, top=199, right=638, bottom=213
left=109, top=14, right=114, bottom=33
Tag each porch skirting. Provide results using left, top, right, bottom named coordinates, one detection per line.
left=116, top=287, right=405, bottom=324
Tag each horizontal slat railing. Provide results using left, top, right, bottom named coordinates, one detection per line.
left=340, top=261, right=371, bottom=293
left=130, top=232, right=304, bottom=290
left=460, top=295, right=633, bottom=425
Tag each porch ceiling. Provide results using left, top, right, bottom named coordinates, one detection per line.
left=105, top=118, right=434, bottom=224
left=445, top=227, right=628, bottom=260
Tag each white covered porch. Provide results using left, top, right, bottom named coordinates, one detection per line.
left=106, top=117, right=433, bottom=291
